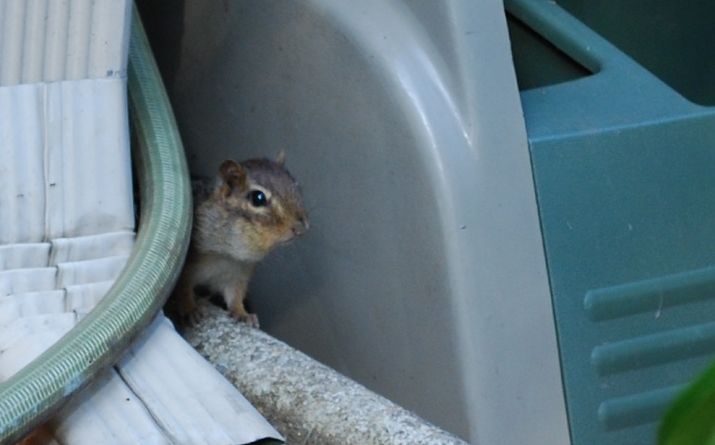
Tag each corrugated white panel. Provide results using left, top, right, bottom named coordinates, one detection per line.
left=51, top=370, right=171, bottom=445
left=0, top=3, right=281, bottom=442
left=0, top=80, right=133, bottom=244
left=0, top=281, right=115, bottom=328
left=0, top=243, right=49, bottom=270
left=118, top=316, right=284, bottom=444
left=64, top=0, right=92, bottom=81
left=0, top=0, right=24, bottom=85
left=20, top=0, right=48, bottom=84
left=0, top=290, right=65, bottom=327
left=65, top=280, right=114, bottom=312
left=50, top=231, right=135, bottom=264
left=0, top=313, right=76, bottom=379
left=56, top=256, right=129, bottom=288
left=88, top=1, right=132, bottom=79
left=0, top=84, right=46, bottom=244
left=45, top=80, right=134, bottom=238
left=0, top=268, right=57, bottom=296
left=43, top=0, right=71, bottom=82
left=0, top=255, right=127, bottom=297
left=0, top=0, right=131, bottom=86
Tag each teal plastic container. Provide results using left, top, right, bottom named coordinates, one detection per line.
left=507, top=1, right=715, bottom=444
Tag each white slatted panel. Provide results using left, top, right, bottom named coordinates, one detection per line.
left=65, top=280, right=114, bottom=312
left=45, top=80, right=134, bottom=238
left=50, top=232, right=135, bottom=264
left=43, top=0, right=71, bottom=82
left=0, top=1, right=282, bottom=442
left=0, top=0, right=25, bottom=84
left=0, top=80, right=133, bottom=244
left=50, top=370, right=171, bottom=445
left=0, top=243, right=50, bottom=270
left=118, top=316, right=283, bottom=445
left=0, top=0, right=131, bottom=86
left=0, top=268, right=57, bottom=296
left=0, top=290, right=66, bottom=327
left=0, top=313, right=76, bottom=379
left=0, top=84, right=46, bottom=244
left=20, top=0, right=48, bottom=84
left=56, top=256, right=130, bottom=288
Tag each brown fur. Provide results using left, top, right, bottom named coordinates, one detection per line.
left=169, top=157, right=308, bottom=328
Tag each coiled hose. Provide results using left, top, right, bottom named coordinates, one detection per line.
left=0, top=8, right=192, bottom=443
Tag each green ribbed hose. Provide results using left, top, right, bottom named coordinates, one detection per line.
left=0, top=8, right=192, bottom=444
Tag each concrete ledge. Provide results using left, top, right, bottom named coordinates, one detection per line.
left=184, top=303, right=469, bottom=445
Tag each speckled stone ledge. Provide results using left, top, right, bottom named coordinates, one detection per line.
left=183, top=303, right=469, bottom=445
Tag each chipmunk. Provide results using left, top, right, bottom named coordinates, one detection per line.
left=170, top=152, right=308, bottom=328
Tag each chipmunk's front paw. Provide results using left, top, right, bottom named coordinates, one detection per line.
left=181, top=305, right=207, bottom=328
left=232, top=311, right=260, bottom=329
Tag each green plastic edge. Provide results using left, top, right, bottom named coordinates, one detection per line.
left=0, top=7, right=192, bottom=443
left=659, top=361, right=715, bottom=445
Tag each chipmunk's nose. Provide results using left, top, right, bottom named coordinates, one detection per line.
left=292, top=216, right=309, bottom=237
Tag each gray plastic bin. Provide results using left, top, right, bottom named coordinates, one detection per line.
left=139, top=1, right=569, bottom=444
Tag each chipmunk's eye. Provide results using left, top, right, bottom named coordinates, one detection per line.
left=247, top=190, right=267, bottom=207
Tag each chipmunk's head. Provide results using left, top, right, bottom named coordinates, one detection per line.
left=214, top=152, right=308, bottom=259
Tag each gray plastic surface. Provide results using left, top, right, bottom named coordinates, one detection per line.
left=140, top=1, right=570, bottom=443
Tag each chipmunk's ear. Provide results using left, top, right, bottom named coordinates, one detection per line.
left=275, top=150, right=286, bottom=166
left=219, top=160, right=247, bottom=196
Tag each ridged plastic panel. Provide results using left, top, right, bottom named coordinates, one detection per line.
left=586, top=267, right=715, bottom=431
left=0, top=0, right=131, bottom=86
left=511, top=0, right=715, bottom=442
left=0, top=79, right=134, bottom=244
left=528, top=117, right=715, bottom=445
